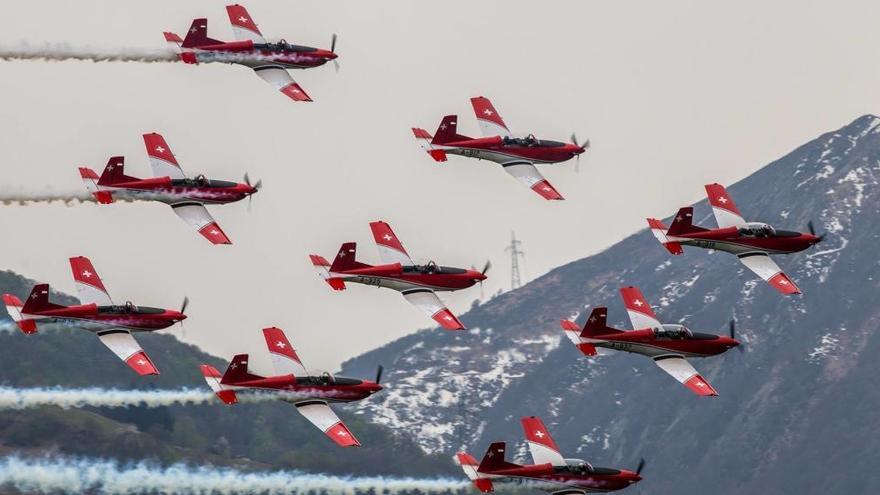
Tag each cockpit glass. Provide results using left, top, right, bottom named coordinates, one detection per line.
left=738, top=222, right=776, bottom=238
left=654, top=324, right=692, bottom=339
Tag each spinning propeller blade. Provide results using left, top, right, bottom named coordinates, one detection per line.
left=375, top=365, right=384, bottom=384
left=481, top=260, right=492, bottom=276
left=636, top=458, right=646, bottom=475
left=180, top=296, right=190, bottom=315
left=808, top=220, right=827, bottom=241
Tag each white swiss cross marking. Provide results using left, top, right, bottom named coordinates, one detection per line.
left=444, top=315, right=453, bottom=321
left=676, top=215, right=683, bottom=222
left=292, top=88, right=301, bottom=94
left=338, top=251, right=346, bottom=258
left=275, top=341, right=286, bottom=349
left=383, top=234, right=393, bottom=241
left=483, top=109, right=493, bottom=116
left=778, top=279, right=789, bottom=285
left=210, top=229, right=220, bottom=236
left=633, top=299, right=644, bottom=307
left=155, top=146, right=165, bottom=153
left=534, top=430, right=545, bottom=438
left=190, top=27, right=198, bottom=33
left=238, top=16, right=249, bottom=23
left=230, top=363, right=238, bottom=369
left=589, top=316, right=597, bottom=323
left=82, top=270, right=93, bottom=278
left=136, top=359, right=146, bottom=366
left=106, top=164, right=115, bottom=171
left=695, top=381, right=705, bottom=388
left=31, top=293, right=39, bottom=299
left=337, top=430, right=348, bottom=437
left=717, top=196, right=728, bottom=204
left=542, top=186, right=552, bottom=192
left=440, top=124, right=448, bottom=130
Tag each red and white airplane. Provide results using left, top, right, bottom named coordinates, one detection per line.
left=561, top=286, right=740, bottom=397
left=2, top=256, right=187, bottom=376
left=200, top=327, right=382, bottom=447
left=413, top=97, right=588, bottom=200
left=310, top=221, right=488, bottom=330
left=648, top=183, right=823, bottom=295
left=456, top=416, right=643, bottom=493
left=79, top=132, right=259, bottom=245
left=164, top=4, right=337, bottom=102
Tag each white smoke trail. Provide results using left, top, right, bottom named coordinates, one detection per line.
left=0, top=387, right=218, bottom=409
left=0, top=189, right=158, bottom=205
left=0, top=43, right=177, bottom=63
left=0, top=456, right=470, bottom=494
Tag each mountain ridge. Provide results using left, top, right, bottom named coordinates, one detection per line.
left=341, top=114, right=880, bottom=494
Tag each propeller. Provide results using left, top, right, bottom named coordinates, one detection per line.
left=244, top=173, right=262, bottom=211
left=570, top=133, right=590, bottom=172
left=635, top=458, right=646, bottom=476
left=481, top=260, right=492, bottom=276
left=330, top=33, right=340, bottom=72
left=728, top=317, right=744, bottom=353
left=807, top=220, right=827, bottom=242
left=180, top=296, right=190, bottom=315
left=375, top=364, right=384, bottom=384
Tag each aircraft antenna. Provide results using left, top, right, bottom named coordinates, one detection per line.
left=505, top=231, right=525, bottom=290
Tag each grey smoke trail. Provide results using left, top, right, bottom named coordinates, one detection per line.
left=0, top=43, right=177, bottom=63
left=0, top=189, right=155, bottom=205
left=0, top=387, right=217, bottom=409
left=0, top=456, right=470, bottom=494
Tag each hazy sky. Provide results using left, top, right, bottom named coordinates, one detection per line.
left=0, top=0, right=877, bottom=373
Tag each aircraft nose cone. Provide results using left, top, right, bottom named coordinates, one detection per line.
left=177, top=312, right=188, bottom=321
left=327, top=52, right=338, bottom=60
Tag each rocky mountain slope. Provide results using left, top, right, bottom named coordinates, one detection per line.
left=342, top=114, right=880, bottom=494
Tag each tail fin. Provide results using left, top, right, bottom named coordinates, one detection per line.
left=666, top=207, right=699, bottom=236
left=310, top=255, right=346, bottom=290
left=478, top=442, right=520, bottom=472
left=182, top=19, right=223, bottom=48
left=21, top=284, right=63, bottom=314
left=521, top=416, right=567, bottom=467
left=219, top=354, right=263, bottom=385
left=455, top=452, right=494, bottom=493
left=647, top=217, right=683, bottom=255
left=97, top=157, right=138, bottom=186
left=78, top=167, right=113, bottom=204
left=412, top=128, right=447, bottom=162
left=3, top=294, right=36, bottom=334
left=431, top=115, right=470, bottom=145
left=200, top=364, right=238, bottom=404
left=329, top=242, right=369, bottom=272
left=559, top=307, right=625, bottom=356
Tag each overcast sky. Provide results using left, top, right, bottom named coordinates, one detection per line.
left=0, top=0, right=877, bottom=373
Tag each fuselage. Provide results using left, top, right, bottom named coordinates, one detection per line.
left=331, top=264, right=486, bottom=293
left=183, top=41, right=336, bottom=69
left=223, top=374, right=382, bottom=403
left=21, top=304, right=185, bottom=333
left=587, top=325, right=739, bottom=359
left=97, top=177, right=257, bottom=205
left=487, top=466, right=642, bottom=493
left=668, top=225, right=820, bottom=256
left=437, top=136, right=585, bottom=165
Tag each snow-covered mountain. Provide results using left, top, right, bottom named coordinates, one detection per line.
left=342, top=115, right=880, bottom=494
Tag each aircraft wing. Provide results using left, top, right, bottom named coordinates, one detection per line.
left=171, top=203, right=232, bottom=245
left=143, top=133, right=186, bottom=179
left=294, top=400, right=360, bottom=447
left=369, top=221, right=415, bottom=266
left=262, top=327, right=309, bottom=377
left=69, top=256, right=113, bottom=306
left=737, top=253, right=801, bottom=295
left=402, top=289, right=465, bottom=330
left=619, top=286, right=662, bottom=329
left=501, top=162, right=564, bottom=200
left=653, top=356, right=717, bottom=396
left=705, top=183, right=747, bottom=228
left=470, top=96, right=512, bottom=137
left=253, top=66, right=312, bottom=102
left=97, top=330, right=159, bottom=376
left=226, top=4, right=268, bottom=43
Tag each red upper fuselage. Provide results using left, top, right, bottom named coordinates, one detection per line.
left=668, top=224, right=821, bottom=256
left=21, top=300, right=185, bottom=334
left=181, top=39, right=337, bottom=69
left=221, top=372, right=382, bottom=403
left=332, top=262, right=486, bottom=292
left=590, top=326, right=739, bottom=358
left=441, top=135, right=586, bottom=165
left=92, top=174, right=258, bottom=205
